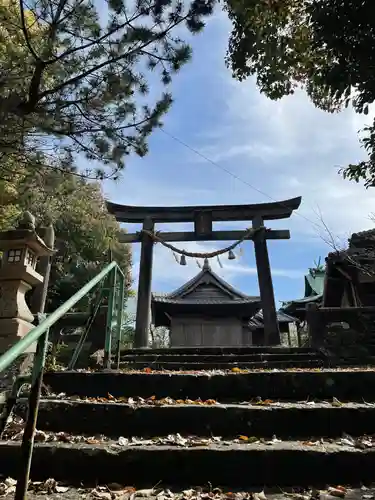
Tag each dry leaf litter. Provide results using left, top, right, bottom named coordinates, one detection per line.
left=0, top=479, right=372, bottom=500
left=3, top=413, right=375, bottom=449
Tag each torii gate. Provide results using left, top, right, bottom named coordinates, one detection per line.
left=107, top=196, right=302, bottom=347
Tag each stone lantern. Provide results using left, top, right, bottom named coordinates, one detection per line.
left=0, top=212, right=54, bottom=354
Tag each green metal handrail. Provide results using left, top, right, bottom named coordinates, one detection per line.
left=0, top=260, right=126, bottom=500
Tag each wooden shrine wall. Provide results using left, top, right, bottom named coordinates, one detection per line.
left=170, top=316, right=252, bottom=347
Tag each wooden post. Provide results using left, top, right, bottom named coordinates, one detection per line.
left=252, top=215, right=280, bottom=345
left=30, top=224, right=55, bottom=316
left=287, top=326, right=291, bottom=347
left=134, top=218, right=154, bottom=348
left=306, top=303, right=324, bottom=348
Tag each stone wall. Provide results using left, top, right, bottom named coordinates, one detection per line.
left=308, top=307, right=375, bottom=362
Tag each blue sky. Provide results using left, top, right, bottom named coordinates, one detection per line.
left=102, top=7, right=375, bottom=309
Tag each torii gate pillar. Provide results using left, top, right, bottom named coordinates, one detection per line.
left=134, top=218, right=154, bottom=348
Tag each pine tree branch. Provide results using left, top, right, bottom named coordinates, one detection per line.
left=45, top=110, right=154, bottom=135
left=44, top=3, right=156, bottom=65
left=139, top=49, right=175, bottom=62
left=19, top=0, right=42, bottom=62
left=37, top=15, right=188, bottom=100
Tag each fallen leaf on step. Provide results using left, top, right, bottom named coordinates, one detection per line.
left=134, top=489, right=155, bottom=497
left=253, top=490, right=267, bottom=500
left=331, top=397, right=343, bottom=407
left=118, top=436, right=129, bottom=446
left=91, top=489, right=112, bottom=500
left=182, top=489, right=196, bottom=498
left=4, top=478, right=16, bottom=487
left=34, top=430, right=48, bottom=442
left=160, top=489, right=174, bottom=498
left=44, top=478, right=58, bottom=494
left=86, top=438, right=100, bottom=444
left=127, top=397, right=136, bottom=408
left=285, top=494, right=310, bottom=500
left=107, top=483, right=125, bottom=491
left=328, top=487, right=346, bottom=497
left=310, top=487, right=321, bottom=498
left=356, top=438, right=373, bottom=449
left=256, top=399, right=273, bottom=405
left=168, top=433, right=188, bottom=446
left=231, top=367, right=241, bottom=373
left=265, top=435, right=281, bottom=445
left=339, top=438, right=355, bottom=447
left=238, top=435, right=249, bottom=441
left=336, top=486, right=347, bottom=492
left=55, top=485, right=70, bottom=493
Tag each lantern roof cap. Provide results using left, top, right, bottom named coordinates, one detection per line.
left=0, top=212, right=54, bottom=256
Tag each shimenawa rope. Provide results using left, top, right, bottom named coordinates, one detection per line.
left=140, top=226, right=265, bottom=259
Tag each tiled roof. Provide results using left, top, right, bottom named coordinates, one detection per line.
left=248, top=309, right=297, bottom=329
left=351, top=228, right=375, bottom=241
left=168, top=262, right=249, bottom=300
left=328, top=246, right=375, bottom=262
left=280, top=294, right=322, bottom=315
left=152, top=294, right=260, bottom=305
left=155, top=258, right=258, bottom=304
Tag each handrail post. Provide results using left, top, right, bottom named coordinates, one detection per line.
left=15, top=321, right=49, bottom=500
left=68, top=285, right=104, bottom=370
left=0, top=262, right=118, bottom=374
left=116, top=273, right=125, bottom=370
left=104, top=268, right=117, bottom=369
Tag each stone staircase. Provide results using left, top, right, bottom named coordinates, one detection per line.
left=117, top=346, right=328, bottom=371
left=1, top=347, right=375, bottom=490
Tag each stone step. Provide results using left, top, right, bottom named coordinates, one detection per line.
left=119, top=353, right=324, bottom=363
left=19, top=399, right=375, bottom=439
left=120, top=347, right=318, bottom=356
left=118, top=360, right=326, bottom=370
left=4, top=487, right=375, bottom=500
left=0, top=440, right=374, bottom=487
left=43, top=369, right=375, bottom=402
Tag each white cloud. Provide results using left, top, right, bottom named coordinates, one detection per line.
left=195, top=22, right=375, bottom=242
left=106, top=11, right=375, bottom=299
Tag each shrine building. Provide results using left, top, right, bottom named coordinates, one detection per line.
left=151, top=258, right=262, bottom=347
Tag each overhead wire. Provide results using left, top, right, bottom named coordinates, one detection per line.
left=159, top=127, right=329, bottom=234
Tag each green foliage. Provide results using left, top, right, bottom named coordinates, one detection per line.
left=0, top=164, right=132, bottom=312
left=20, top=168, right=132, bottom=311
left=121, top=310, right=135, bottom=347
left=0, top=0, right=215, bottom=179
left=224, top=0, right=375, bottom=186
left=150, top=325, right=170, bottom=347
